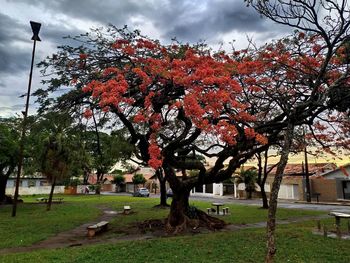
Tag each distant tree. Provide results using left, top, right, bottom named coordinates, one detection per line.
left=40, top=132, right=71, bottom=211
left=235, top=168, right=257, bottom=199
left=0, top=120, right=19, bottom=203
left=132, top=173, right=146, bottom=191
left=113, top=174, right=125, bottom=192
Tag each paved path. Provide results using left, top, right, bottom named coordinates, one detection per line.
left=187, top=195, right=350, bottom=212
left=101, top=192, right=350, bottom=212
left=0, top=206, right=120, bottom=255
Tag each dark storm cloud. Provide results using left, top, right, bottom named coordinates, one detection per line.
left=1, top=0, right=291, bottom=117
left=8, top=0, right=154, bottom=27
left=41, top=24, right=85, bottom=47
left=163, top=0, right=285, bottom=42
left=0, top=13, right=30, bottom=74
left=6, top=0, right=286, bottom=44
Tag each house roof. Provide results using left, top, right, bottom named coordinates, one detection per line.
left=320, top=163, right=350, bottom=177
left=88, top=174, right=115, bottom=185
left=88, top=165, right=157, bottom=185
left=123, top=173, right=154, bottom=183
left=268, top=163, right=337, bottom=177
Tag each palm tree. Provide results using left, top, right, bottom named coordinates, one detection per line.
left=235, top=168, right=257, bottom=199
left=40, top=132, right=70, bottom=211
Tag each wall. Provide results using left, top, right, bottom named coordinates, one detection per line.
left=191, top=183, right=223, bottom=196
left=101, top=184, right=115, bottom=192
left=126, top=183, right=134, bottom=192
left=310, top=178, right=337, bottom=202
left=265, top=176, right=304, bottom=200
left=323, top=167, right=350, bottom=179
left=6, top=186, right=65, bottom=195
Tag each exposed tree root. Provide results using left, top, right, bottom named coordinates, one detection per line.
left=196, top=209, right=226, bottom=230
left=138, top=219, right=165, bottom=233
left=164, top=208, right=226, bottom=234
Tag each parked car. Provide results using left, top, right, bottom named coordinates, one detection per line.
left=166, top=188, right=173, bottom=199
left=133, top=188, right=150, bottom=197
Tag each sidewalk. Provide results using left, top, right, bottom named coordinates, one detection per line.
left=295, top=200, right=350, bottom=206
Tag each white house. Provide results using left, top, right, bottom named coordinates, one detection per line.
left=6, top=176, right=65, bottom=195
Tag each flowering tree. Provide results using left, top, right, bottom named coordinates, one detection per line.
left=245, top=1, right=350, bottom=262
left=39, top=27, right=271, bottom=231
left=39, top=7, right=350, bottom=235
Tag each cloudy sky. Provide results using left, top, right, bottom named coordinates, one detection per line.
left=0, top=0, right=291, bottom=118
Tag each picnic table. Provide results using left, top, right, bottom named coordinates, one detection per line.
left=212, top=202, right=224, bottom=215
left=329, top=211, right=350, bottom=237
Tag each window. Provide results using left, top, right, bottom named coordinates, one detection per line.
left=28, top=180, right=36, bottom=187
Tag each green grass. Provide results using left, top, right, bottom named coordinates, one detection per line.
left=0, top=194, right=339, bottom=263
left=0, top=194, right=324, bottom=250
left=1, top=220, right=350, bottom=263
left=0, top=199, right=99, bottom=249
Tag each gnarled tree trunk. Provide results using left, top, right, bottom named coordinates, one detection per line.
left=163, top=163, right=225, bottom=234
left=166, top=187, right=190, bottom=233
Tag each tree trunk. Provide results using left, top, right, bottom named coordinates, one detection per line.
left=162, top=162, right=225, bottom=233
left=266, top=124, right=294, bottom=263
left=260, top=182, right=269, bottom=209
left=166, top=188, right=190, bottom=233
left=247, top=190, right=252, bottom=199
left=1, top=168, right=14, bottom=204
left=0, top=175, right=8, bottom=203
left=256, top=150, right=270, bottom=209
left=83, top=170, right=89, bottom=185
left=155, top=169, right=168, bottom=206
left=95, top=171, right=102, bottom=195
left=46, top=177, right=56, bottom=211
left=159, top=178, right=167, bottom=206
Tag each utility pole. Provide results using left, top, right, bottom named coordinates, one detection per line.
left=304, top=145, right=311, bottom=203
left=12, top=21, right=41, bottom=217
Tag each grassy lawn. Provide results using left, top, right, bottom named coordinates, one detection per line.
left=1, top=220, right=350, bottom=263
left=1, top=194, right=341, bottom=263
left=0, top=194, right=324, bottom=250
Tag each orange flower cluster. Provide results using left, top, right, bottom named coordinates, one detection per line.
left=148, top=143, right=162, bottom=169
left=80, top=35, right=284, bottom=168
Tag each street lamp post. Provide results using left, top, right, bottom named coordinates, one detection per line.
left=304, top=145, right=311, bottom=203
left=12, top=21, right=41, bottom=217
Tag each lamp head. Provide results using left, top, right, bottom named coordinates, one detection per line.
left=30, top=21, right=41, bottom=41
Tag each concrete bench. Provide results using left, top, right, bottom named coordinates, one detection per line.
left=224, top=207, right=229, bottom=215
left=124, top=206, right=131, bottom=214
left=87, top=221, right=109, bottom=237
